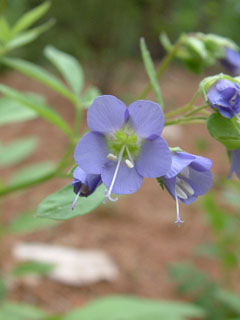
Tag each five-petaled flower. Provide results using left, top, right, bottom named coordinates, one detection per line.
left=220, top=48, right=240, bottom=75
left=207, top=79, right=240, bottom=121
left=161, top=151, right=213, bottom=225
left=74, top=95, right=171, bottom=202
left=71, top=166, right=102, bottom=209
left=228, top=149, right=240, bottom=179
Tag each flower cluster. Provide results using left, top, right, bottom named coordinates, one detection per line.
left=72, top=95, right=213, bottom=224
left=207, top=79, right=240, bottom=120
left=207, top=79, right=240, bottom=179
left=221, top=48, right=240, bottom=75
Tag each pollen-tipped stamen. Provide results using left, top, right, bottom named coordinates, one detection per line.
left=105, top=145, right=125, bottom=202
left=125, top=159, right=134, bottom=168
left=107, top=153, right=118, bottom=161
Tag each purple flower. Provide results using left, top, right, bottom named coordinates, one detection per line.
left=207, top=79, right=240, bottom=120
left=161, top=151, right=213, bottom=225
left=71, top=166, right=102, bottom=209
left=228, top=149, right=240, bottom=179
left=74, top=95, right=171, bottom=201
left=220, top=48, right=240, bottom=75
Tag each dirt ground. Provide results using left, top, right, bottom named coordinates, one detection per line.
left=0, top=63, right=231, bottom=313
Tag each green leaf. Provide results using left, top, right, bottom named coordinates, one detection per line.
left=0, top=85, right=72, bottom=137
left=36, top=184, right=105, bottom=220
left=216, top=289, right=240, bottom=313
left=12, top=1, right=51, bottom=35
left=82, top=86, right=101, bottom=109
left=10, top=162, right=56, bottom=186
left=140, top=38, right=164, bottom=107
left=0, top=97, right=37, bottom=126
left=11, top=261, right=55, bottom=277
left=7, top=211, right=58, bottom=234
left=7, top=19, right=55, bottom=51
left=63, top=295, right=204, bottom=320
left=0, top=137, right=38, bottom=167
left=44, top=45, right=84, bottom=96
left=0, top=302, right=48, bottom=320
left=156, top=177, right=165, bottom=190
left=1, top=57, right=76, bottom=103
left=159, top=32, right=173, bottom=51
left=185, top=37, right=208, bottom=60
left=207, top=113, right=240, bottom=150
left=0, top=17, right=11, bottom=43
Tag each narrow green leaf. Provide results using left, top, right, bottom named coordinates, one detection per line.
left=0, top=302, right=48, bottom=320
left=7, top=211, right=58, bottom=234
left=1, top=57, right=76, bottom=103
left=207, top=113, right=240, bottom=150
left=7, top=19, right=55, bottom=51
left=0, top=85, right=72, bottom=137
left=12, top=1, right=51, bottom=35
left=0, top=137, right=37, bottom=167
left=159, top=32, right=173, bottom=51
left=10, top=161, right=56, bottom=186
left=0, top=97, right=37, bottom=126
left=82, top=86, right=101, bottom=109
left=0, top=17, right=11, bottom=42
left=44, top=45, right=84, bottom=96
left=36, top=184, right=105, bottom=220
left=63, top=295, right=204, bottom=320
left=11, top=261, right=55, bottom=277
left=140, top=38, right=164, bottom=107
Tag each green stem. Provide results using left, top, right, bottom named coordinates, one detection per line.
left=139, top=37, right=183, bottom=100
left=183, top=105, right=209, bottom=117
left=165, top=90, right=200, bottom=119
left=165, top=116, right=208, bottom=126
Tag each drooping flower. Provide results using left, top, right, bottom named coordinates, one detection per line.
left=161, top=151, right=213, bottom=225
left=207, top=79, right=240, bottom=120
left=71, top=166, right=102, bottom=209
left=220, top=48, right=240, bottom=75
left=228, top=149, right=240, bottom=179
left=74, top=95, right=171, bottom=201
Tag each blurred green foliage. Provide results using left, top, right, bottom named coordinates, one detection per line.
left=4, top=0, right=240, bottom=64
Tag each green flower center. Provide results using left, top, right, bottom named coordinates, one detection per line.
left=107, top=127, right=141, bottom=159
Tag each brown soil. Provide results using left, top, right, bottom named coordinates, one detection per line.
left=0, top=63, right=231, bottom=313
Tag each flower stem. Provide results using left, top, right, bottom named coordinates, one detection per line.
left=165, top=90, right=201, bottom=119
left=183, top=105, right=209, bottom=117
left=165, top=116, right=208, bottom=126
left=139, top=37, right=183, bottom=100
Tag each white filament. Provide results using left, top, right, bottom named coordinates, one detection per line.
left=71, top=189, right=81, bottom=210
left=175, top=194, right=184, bottom=226
left=105, top=145, right=125, bottom=202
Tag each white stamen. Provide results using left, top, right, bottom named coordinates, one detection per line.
left=125, top=159, right=134, bottom=168
left=105, top=145, right=125, bottom=202
left=179, top=167, right=190, bottom=179
left=126, top=146, right=134, bottom=163
left=176, top=177, right=194, bottom=196
left=107, top=153, right=118, bottom=161
left=175, top=184, right=188, bottom=200
left=175, top=194, right=184, bottom=226
left=71, top=189, right=81, bottom=210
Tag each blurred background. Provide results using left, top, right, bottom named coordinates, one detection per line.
left=1, top=0, right=240, bottom=319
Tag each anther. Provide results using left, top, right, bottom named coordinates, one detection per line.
left=107, top=153, right=118, bottom=161
left=175, top=193, right=184, bottom=226
left=175, top=184, right=188, bottom=200
left=125, top=159, right=134, bottom=168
